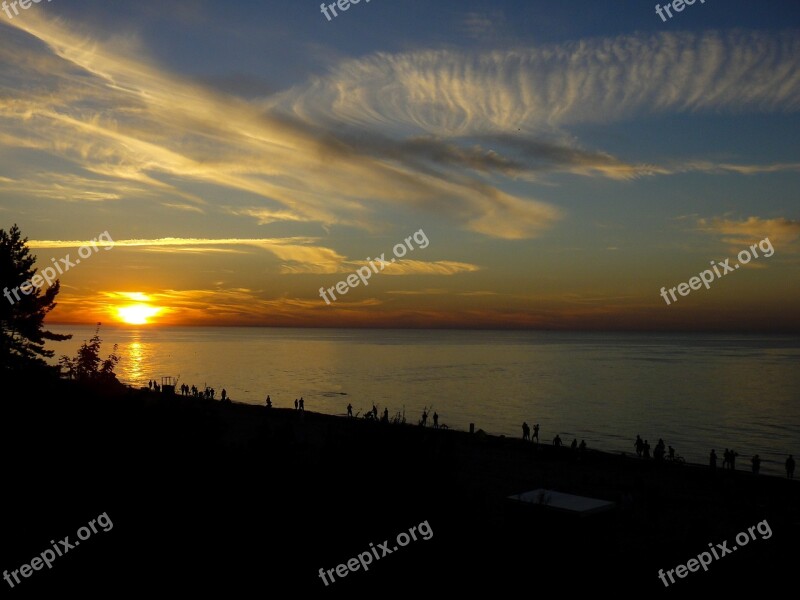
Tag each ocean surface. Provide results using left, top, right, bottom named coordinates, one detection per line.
left=46, top=326, right=800, bottom=476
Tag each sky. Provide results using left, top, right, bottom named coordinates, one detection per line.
left=1, top=0, right=799, bottom=331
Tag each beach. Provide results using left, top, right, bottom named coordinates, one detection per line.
left=3, top=374, right=796, bottom=594
left=45, top=326, right=800, bottom=477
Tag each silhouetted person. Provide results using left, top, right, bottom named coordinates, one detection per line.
left=634, top=435, right=643, bottom=457
left=265, top=395, right=272, bottom=408
left=421, top=410, right=428, bottom=426
left=433, top=412, right=439, bottom=429
left=643, top=440, right=651, bottom=459
left=787, top=455, right=795, bottom=479
left=553, top=434, right=563, bottom=447
left=579, top=440, right=587, bottom=455
left=668, top=446, right=675, bottom=461
left=654, top=439, right=665, bottom=462
left=722, top=449, right=730, bottom=469
left=148, top=380, right=153, bottom=390
left=532, top=423, right=539, bottom=443
left=710, top=449, right=717, bottom=471
left=294, top=399, right=298, bottom=410
left=382, top=407, right=389, bottom=423
left=372, top=404, right=378, bottom=419
left=729, top=450, right=739, bottom=470
left=221, top=389, right=227, bottom=402
left=751, top=455, right=761, bottom=475
left=522, top=422, right=530, bottom=441
left=299, top=397, right=304, bottom=411
left=571, top=438, right=577, bottom=451
left=347, top=403, right=353, bottom=417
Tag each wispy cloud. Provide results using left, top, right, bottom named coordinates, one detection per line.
left=380, top=259, right=481, bottom=275
left=461, top=11, right=506, bottom=42
left=696, top=216, right=800, bottom=252
left=26, top=235, right=481, bottom=277
left=0, top=14, right=562, bottom=239
left=276, top=30, right=800, bottom=136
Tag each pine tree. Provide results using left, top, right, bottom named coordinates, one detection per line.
left=0, top=224, right=71, bottom=373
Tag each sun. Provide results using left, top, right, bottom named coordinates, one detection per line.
left=116, top=303, right=162, bottom=325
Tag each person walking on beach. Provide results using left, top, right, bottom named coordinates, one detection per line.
left=382, top=407, right=389, bottom=423
left=654, top=439, right=665, bottom=461
left=722, top=449, right=730, bottom=469
left=553, top=434, right=563, bottom=447
left=294, top=399, right=298, bottom=410
left=265, top=395, right=272, bottom=408
left=710, top=449, right=717, bottom=471
left=522, top=422, right=530, bottom=441
left=729, top=450, right=739, bottom=471
left=299, top=397, right=304, bottom=411
left=433, top=412, right=439, bottom=429
left=751, top=455, right=761, bottom=475
left=571, top=438, right=577, bottom=451
left=643, top=440, right=651, bottom=459
left=372, top=404, right=378, bottom=419
left=532, top=423, right=539, bottom=443
left=149, top=380, right=153, bottom=390
left=634, top=435, right=644, bottom=457
left=579, top=440, right=587, bottom=456
left=421, top=409, right=428, bottom=427
left=347, top=403, right=353, bottom=417
left=787, top=455, right=795, bottom=479
left=221, top=389, right=227, bottom=402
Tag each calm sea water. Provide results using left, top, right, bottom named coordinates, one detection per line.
left=46, top=326, right=800, bottom=476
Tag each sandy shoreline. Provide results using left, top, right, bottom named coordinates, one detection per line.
left=2, top=377, right=797, bottom=593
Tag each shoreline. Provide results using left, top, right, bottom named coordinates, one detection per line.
left=2, top=376, right=797, bottom=592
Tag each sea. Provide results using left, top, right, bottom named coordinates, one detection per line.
left=45, top=326, right=800, bottom=476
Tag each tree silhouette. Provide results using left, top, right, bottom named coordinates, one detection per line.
left=59, top=323, right=120, bottom=383
left=0, top=224, right=71, bottom=373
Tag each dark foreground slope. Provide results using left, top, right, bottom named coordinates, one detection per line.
left=1, top=376, right=796, bottom=596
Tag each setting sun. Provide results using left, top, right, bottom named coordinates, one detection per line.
left=116, top=303, right=162, bottom=325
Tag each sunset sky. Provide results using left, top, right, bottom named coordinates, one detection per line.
left=1, top=0, right=799, bottom=330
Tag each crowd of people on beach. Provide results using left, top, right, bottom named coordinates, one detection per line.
left=148, top=379, right=230, bottom=403
left=145, top=379, right=795, bottom=479
left=523, top=423, right=589, bottom=456
left=633, top=435, right=679, bottom=462
left=708, top=448, right=794, bottom=478
left=516, top=426, right=795, bottom=478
